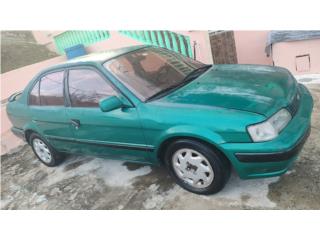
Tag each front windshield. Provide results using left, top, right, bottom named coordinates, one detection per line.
left=104, top=47, right=206, bottom=101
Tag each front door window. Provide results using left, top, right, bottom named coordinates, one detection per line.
left=68, top=69, right=117, bottom=107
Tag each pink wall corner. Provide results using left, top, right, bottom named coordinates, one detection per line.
left=234, top=31, right=272, bottom=65
left=32, top=31, right=63, bottom=53
left=32, top=31, right=64, bottom=44
left=272, top=39, right=320, bottom=75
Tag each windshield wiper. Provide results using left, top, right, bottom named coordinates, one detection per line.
left=146, top=65, right=212, bottom=102
left=146, top=85, right=180, bottom=102
left=182, top=65, right=212, bottom=83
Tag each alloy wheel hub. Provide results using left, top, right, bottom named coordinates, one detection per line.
left=33, top=138, right=52, bottom=163
left=172, top=148, right=214, bottom=188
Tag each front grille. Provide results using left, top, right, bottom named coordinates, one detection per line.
left=287, top=91, right=300, bottom=116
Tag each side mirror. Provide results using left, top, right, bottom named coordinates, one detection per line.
left=99, top=96, right=125, bottom=112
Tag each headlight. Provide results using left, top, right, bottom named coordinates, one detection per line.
left=248, top=109, right=292, bottom=142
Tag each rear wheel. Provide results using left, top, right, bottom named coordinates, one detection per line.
left=30, top=133, right=65, bottom=167
left=164, top=139, right=231, bottom=195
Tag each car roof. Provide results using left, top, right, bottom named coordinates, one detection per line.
left=51, top=45, right=149, bottom=69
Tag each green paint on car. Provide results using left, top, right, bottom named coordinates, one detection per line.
left=6, top=45, right=313, bottom=194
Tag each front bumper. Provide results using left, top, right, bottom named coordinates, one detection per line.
left=235, top=126, right=310, bottom=163
left=220, top=84, right=313, bottom=179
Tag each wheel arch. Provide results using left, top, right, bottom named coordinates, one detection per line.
left=23, top=121, right=42, bottom=144
left=24, top=129, right=38, bottom=144
left=155, top=127, right=230, bottom=167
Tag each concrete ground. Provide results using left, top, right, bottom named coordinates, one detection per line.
left=1, top=84, right=319, bottom=210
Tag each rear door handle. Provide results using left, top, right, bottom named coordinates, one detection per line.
left=70, top=119, right=80, bottom=129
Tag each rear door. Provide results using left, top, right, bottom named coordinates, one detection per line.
left=64, top=67, right=150, bottom=162
left=28, top=70, right=74, bottom=151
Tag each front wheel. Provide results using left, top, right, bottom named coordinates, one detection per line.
left=164, top=139, right=231, bottom=195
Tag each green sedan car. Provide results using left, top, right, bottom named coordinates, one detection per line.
left=7, top=45, right=313, bottom=194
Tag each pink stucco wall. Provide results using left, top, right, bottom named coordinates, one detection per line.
left=85, top=31, right=142, bottom=52
left=234, top=31, right=272, bottom=65
left=272, top=38, right=320, bottom=75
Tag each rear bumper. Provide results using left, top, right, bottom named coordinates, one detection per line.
left=220, top=84, right=313, bottom=179
left=11, top=127, right=26, bottom=141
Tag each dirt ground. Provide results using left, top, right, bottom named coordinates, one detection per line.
left=1, top=84, right=319, bottom=210
left=1, top=31, right=58, bottom=73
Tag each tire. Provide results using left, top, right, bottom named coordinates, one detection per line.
left=29, top=133, right=65, bottom=167
left=164, top=139, right=231, bottom=195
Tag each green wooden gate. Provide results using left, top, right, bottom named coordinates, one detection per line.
left=54, top=31, right=110, bottom=54
left=119, top=31, right=193, bottom=58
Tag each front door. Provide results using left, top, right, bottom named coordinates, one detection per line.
left=64, top=68, right=150, bottom=163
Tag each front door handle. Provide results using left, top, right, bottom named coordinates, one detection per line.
left=70, top=119, right=80, bottom=129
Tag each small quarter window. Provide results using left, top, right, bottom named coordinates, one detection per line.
left=68, top=69, right=117, bottom=107
left=39, top=71, right=65, bottom=106
left=29, top=81, right=40, bottom=105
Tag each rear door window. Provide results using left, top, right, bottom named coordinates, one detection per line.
left=39, top=71, right=65, bottom=106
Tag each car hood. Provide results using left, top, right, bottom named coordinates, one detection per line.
left=158, top=64, right=298, bottom=117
